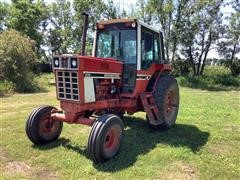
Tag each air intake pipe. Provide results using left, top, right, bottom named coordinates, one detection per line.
left=80, top=12, right=89, bottom=56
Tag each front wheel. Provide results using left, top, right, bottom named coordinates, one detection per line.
left=88, top=114, right=124, bottom=163
left=25, top=106, right=63, bottom=144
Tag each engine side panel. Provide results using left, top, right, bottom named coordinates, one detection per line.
left=80, top=56, right=123, bottom=103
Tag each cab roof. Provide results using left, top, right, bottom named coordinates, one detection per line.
left=97, top=18, right=136, bottom=25
left=97, top=19, right=160, bottom=34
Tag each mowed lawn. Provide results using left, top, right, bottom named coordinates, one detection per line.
left=1, top=82, right=240, bottom=179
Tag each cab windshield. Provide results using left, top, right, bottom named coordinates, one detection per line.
left=96, top=26, right=136, bottom=64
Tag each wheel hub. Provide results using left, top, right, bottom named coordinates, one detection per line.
left=164, top=90, right=176, bottom=119
left=104, top=127, right=118, bottom=151
left=39, top=113, right=60, bottom=140
left=166, top=91, right=173, bottom=113
left=105, top=130, right=116, bottom=150
left=40, top=114, right=54, bottom=133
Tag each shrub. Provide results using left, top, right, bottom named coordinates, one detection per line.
left=0, top=29, right=38, bottom=92
left=220, top=58, right=240, bottom=76
left=177, top=66, right=240, bottom=90
left=0, top=80, right=14, bottom=96
left=171, top=59, right=191, bottom=76
left=228, top=59, right=240, bottom=76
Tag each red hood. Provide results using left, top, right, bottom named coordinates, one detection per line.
left=78, top=56, right=123, bottom=74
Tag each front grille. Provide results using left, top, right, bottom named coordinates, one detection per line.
left=56, top=71, right=79, bottom=101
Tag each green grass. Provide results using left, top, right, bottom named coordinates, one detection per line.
left=1, top=75, right=240, bottom=179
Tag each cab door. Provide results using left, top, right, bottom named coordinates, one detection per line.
left=140, top=27, right=161, bottom=70
left=121, top=30, right=137, bottom=93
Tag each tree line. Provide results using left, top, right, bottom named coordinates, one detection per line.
left=0, top=0, right=239, bottom=92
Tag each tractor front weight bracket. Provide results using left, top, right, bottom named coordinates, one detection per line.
left=51, top=112, right=94, bottom=126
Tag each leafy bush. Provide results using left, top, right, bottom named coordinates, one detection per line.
left=34, top=73, right=55, bottom=89
left=171, top=59, right=191, bottom=76
left=0, top=80, right=14, bottom=96
left=220, top=58, right=240, bottom=76
left=177, top=66, right=240, bottom=90
left=0, top=29, right=38, bottom=92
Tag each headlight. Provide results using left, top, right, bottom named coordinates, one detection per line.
left=71, top=58, right=78, bottom=68
left=53, top=58, right=59, bottom=67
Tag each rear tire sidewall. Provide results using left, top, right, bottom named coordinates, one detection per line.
left=162, top=80, right=179, bottom=127
left=151, top=74, right=179, bottom=129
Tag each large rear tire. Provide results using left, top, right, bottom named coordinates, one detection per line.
left=88, top=114, right=124, bottom=163
left=25, top=106, right=63, bottom=144
left=148, top=74, right=179, bottom=130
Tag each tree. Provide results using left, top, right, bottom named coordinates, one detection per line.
left=73, top=0, right=106, bottom=52
left=48, top=0, right=75, bottom=54
left=178, top=0, right=223, bottom=75
left=0, top=30, right=38, bottom=92
left=135, top=0, right=152, bottom=23
left=217, top=0, right=240, bottom=76
left=0, top=2, right=9, bottom=31
left=145, top=0, right=174, bottom=61
left=7, top=0, right=48, bottom=49
left=46, top=0, right=127, bottom=55
left=103, top=0, right=128, bottom=19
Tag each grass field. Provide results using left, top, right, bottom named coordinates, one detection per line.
left=1, top=75, right=240, bottom=179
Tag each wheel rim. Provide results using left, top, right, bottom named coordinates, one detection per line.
left=164, top=89, right=178, bottom=120
left=38, top=112, right=61, bottom=141
left=103, top=125, right=121, bottom=156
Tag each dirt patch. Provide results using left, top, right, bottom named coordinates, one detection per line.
left=223, top=125, right=240, bottom=132
left=6, top=161, right=31, bottom=174
left=0, top=147, right=9, bottom=162
left=2, top=161, right=58, bottom=179
left=208, top=144, right=233, bottom=155
left=175, top=161, right=196, bottom=180
left=208, top=142, right=233, bottom=155
left=157, top=161, right=197, bottom=180
left=33, top=168, right=58, bottom=180
left=208, top=146, right=226, bottom=155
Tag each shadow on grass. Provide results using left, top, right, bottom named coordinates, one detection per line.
left=32, top=137, right=88, bottom=156
left=33, top=116, right=209, bottom=172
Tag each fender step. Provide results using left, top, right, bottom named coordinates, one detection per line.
left=140, top=93, right=163, bottom=126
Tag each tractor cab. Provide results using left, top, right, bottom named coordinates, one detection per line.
left=93, top=19, right=165, bottom=93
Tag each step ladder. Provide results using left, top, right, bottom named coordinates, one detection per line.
left=140, top=93, right=163, bottom=126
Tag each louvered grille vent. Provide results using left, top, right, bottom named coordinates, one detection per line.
left=56, top=71, right=79, bottom=101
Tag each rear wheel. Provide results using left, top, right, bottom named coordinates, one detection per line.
left=25, top=106, right=63, bottom=144
left=88, top=114, right=124, bottom=163
left=148, top=74, right=179, bottom=130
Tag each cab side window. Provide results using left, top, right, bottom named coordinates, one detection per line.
left=141, top=29, right=154, bottom=69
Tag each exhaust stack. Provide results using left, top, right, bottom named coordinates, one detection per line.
left=81, top=12, right=89, bottom=56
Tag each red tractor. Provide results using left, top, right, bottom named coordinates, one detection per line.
left=25, top=15, right=179, bottom=163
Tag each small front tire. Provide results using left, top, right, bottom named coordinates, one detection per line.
left=88, top=114, right=124, bottom=163
left=25, top=106, right=63, bottom=145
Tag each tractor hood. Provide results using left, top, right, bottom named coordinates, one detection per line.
left=52, top=54, right=123, bottom=74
